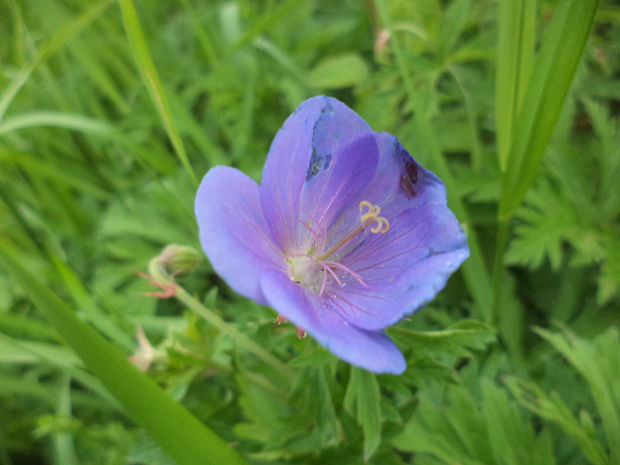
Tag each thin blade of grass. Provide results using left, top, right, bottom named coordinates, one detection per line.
left=0, top=238, right=248, bottom=465
left=0, top=148, right=109, bottom=199
left=0, top=0, right=114, bottom=122
left=50, top=255, right=135, bottom=351
left=0, top=333, right=118, bottom=409
left=118, top=0, right=197, bottom=184
left=495, top=0, right=536, bottom=172
left=0, top=112, right=114, bottom=136
left=179, top=0, right=220, bottom=68
left=54, top=374, right=78, bottom=465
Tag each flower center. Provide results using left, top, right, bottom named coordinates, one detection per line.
left=287, top=254, right=322, bottom=289
left=285, top=201, right=389, bottom=295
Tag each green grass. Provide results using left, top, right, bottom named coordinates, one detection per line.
left=0, top=0, right=619, bottom=464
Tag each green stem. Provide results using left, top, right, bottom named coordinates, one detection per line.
left=490, top=219, right=510, bottom=326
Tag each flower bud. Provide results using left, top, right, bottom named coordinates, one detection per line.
left=160, top=244, right=201, bottom=275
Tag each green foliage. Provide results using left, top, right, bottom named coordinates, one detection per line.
left=0, top=0, right=618, bottom=464
left=308, top=54, right=370, bottom=89
left=506, top=99, right=620, bottom=304
left=0, top=240, right=248, bottom=465
left=393, top=378, right=557, bottom=465
left=507, top=326, right=620, bottom=465
left=344, top=368, right=382, bottom=460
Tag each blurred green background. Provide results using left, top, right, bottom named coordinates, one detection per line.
left=0, top=0, right=619, bottom=464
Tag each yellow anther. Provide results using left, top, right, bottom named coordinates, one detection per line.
left=359, top=200, right=380, bottom=222
left=370, top=217, right=390, bottom=234
left=359, top=201, right=390, bottom=234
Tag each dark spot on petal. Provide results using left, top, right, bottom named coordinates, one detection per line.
left=305, top=148, right=332, bottom=181
left=393, top=141, right=420, bottom=199
left=305, top=100, right=335, bottom=181
left=400, top=174, right=415, bottom=198
left=405, top=160, right=418, bottom=184
left=400, top=160, right=419, bottom=198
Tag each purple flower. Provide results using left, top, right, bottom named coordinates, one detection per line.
left=195, top=96, right=468, bottom=374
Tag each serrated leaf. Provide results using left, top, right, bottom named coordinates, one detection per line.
left=344, top=367, right=382, bottom=460
left=506, top=377, right=609, bottom=465
left=289, top=366, right=341, bottom=450
left=390, top=320, right=496, bottom=357
left=394, top=380, right=556, bottom=465
left=535, top=326, right=620, bottom=464
left=504, top=179, right=575, bottom=269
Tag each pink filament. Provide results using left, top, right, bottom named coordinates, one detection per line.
left=316, top=259, right=368, bottom=297
left=324, top=261, right=368, bottom=287
left=300, top=219, right=326, bottom=245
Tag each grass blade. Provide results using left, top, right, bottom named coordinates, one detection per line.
left=499, top=0, right=600, bottom=219
left=54, top=374, right=78, bottom=465
left=118, top=0, right=197, bottom=184
left=495, top=0, right=536, bottom=171
left=492, top=0, right=599, bottom=327
left=0, top=112, right=114, bottom=135
left=0, top=0, right=114, bottom=122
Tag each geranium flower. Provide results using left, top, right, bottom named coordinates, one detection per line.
left=195, top=96, right=468, bottom=374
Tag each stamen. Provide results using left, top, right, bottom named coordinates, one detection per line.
left=323, top=263, right=344, bottom=287
left=319, top=263, right=328, bottom=296
left=316, top=201, right=391, bottom=262
left=324, top=261, right=368, bottom=287
left=301, top=220, right=325, bottom=244
left=359, top=201, right=390, bottom=234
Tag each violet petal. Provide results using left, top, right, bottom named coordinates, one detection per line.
left=195, top=166, right=282, bottom=305
left=260, top=96, right=371, bottom=252
left=322, top=135, right=469, bottom=330
left=260, top=270, right=406, bottom=374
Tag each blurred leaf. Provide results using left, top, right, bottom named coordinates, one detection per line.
left=127, top=433, right=177, bottom=465
left=504, top=179, right=575, bottom=269
left=0, top=148, right=109, bottom=199
left=308, top=53, right=369, bottom=89
left=438, top=0, right=472, bottom=59
left=289, top=365, right=341, bottom=451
